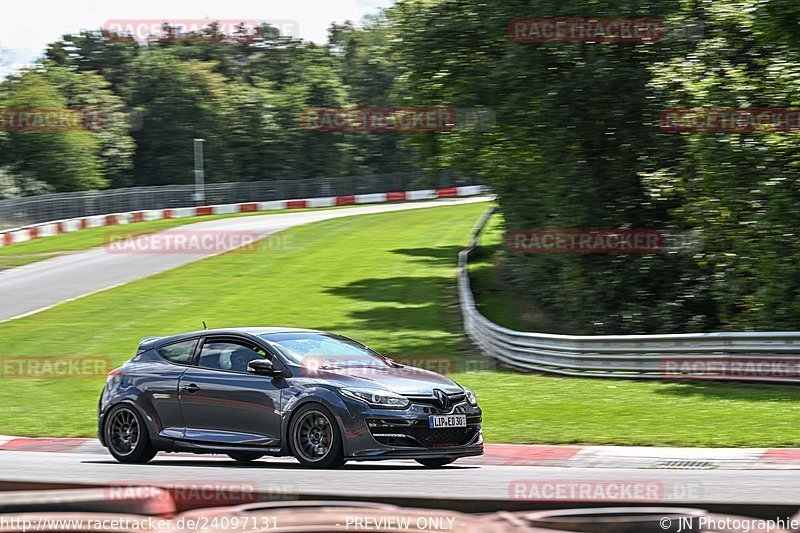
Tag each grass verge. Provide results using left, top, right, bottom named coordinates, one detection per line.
left=0, top=203, right=388, bottom=271
left=467, top=213, right=561, bottom=331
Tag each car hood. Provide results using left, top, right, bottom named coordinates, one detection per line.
left=312, top=365, right=463, bottom=396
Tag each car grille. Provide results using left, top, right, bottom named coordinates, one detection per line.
left=407, top=393, right=467, bottom=411
left=368, top=418, right=480, bottom=448
left=404, top=425, right=477, bottom=447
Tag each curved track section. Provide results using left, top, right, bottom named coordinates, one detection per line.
left=0, top=197, right=488, bottom=322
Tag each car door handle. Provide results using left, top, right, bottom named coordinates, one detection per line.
left=182, top=384, right=200, bottom=394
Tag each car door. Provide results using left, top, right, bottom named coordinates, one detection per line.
left=178, top=336, right=285, bottom=446
left=141, top=338, right=199, bottom=440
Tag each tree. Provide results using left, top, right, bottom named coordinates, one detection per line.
left=386, top=0, right=721, bottom=334
left=125, top=50, right=234, bottom=185
left=648, top=0, right=800, bottom=329
left=46, top=31, right=140, bottom=94
left=41, top=65, right=135, bottom=188
left=0, top=70, right=104, bottom=192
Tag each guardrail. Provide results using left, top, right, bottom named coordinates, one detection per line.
left=0, top=172, right=482, bottom=229
left=458, top=208, right=800, bottom=382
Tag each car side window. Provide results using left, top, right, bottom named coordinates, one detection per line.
left=155, top=339, right=198, bottom=365
left=198, top=340, right=265, bottom=373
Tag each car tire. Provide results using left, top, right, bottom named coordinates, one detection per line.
left=228, top=452, right=264, bottom=462
left=104, top=404, right=157, bottom=463
left=415, top=458, right=456, bottom=468
left=289, top=403, right=345, bottom=469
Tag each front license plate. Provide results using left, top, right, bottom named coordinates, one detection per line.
left=429, top=414, right=467, bottom=429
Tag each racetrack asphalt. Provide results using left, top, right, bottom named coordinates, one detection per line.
left=0, top=197, right=489, bottom=323
left=2, top=437, right=800, bottom=507
left=0, top=449, right=798, bottom=507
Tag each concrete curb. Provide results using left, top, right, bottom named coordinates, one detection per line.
left=2, top=437, right=799, bottom=470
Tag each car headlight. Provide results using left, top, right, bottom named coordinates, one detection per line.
left=340, top=388, right=409, bottom=409
left=464, top=388, right=478, bottom=407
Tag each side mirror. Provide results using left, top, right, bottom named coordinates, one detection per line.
left=247, top=359, right=282, bottom=376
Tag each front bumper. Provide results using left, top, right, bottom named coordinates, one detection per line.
left=339, top=395, right=484, bottom=461
left=348, top=442, right=484, bottom=461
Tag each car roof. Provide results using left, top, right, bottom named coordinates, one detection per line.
left=139, top=326, right=326, bottom=351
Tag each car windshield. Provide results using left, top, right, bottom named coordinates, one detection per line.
left=260, top=333, right=391, bottom=369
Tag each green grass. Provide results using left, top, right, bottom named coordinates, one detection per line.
left=2, top=200, right=800, bottom=446
left=0, top=202, right=488, bottom=436
left=468, top=213, right=527, bottom=331
left=0, top=204, right=366, bottom=271
left=454, top=370, right=800, bottom=447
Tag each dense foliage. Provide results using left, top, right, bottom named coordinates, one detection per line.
left=387, top=0, right=800, bottom=333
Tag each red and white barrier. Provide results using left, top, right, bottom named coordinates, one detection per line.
left=0, top=186, right=488, bottom=248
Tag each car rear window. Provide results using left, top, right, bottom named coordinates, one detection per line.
left=155, top=339, right=198, bottom=365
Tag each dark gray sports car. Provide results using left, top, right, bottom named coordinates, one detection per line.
left=98, top=327, right=483, bottom=468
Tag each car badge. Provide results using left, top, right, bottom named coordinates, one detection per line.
left=433, top=389, right=449, bottom=410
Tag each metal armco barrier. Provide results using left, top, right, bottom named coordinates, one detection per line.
left=458, top=208, right=800, bottom=382
left=0, top=172, right=482, bottom=229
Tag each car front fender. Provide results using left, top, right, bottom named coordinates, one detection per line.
left=279, top=383, right=352, bottom=456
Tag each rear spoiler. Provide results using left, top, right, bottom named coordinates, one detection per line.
left=137, top=336, right=162, bottom=352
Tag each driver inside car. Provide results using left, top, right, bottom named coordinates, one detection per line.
left=219, top=346, right=260, bottom=373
